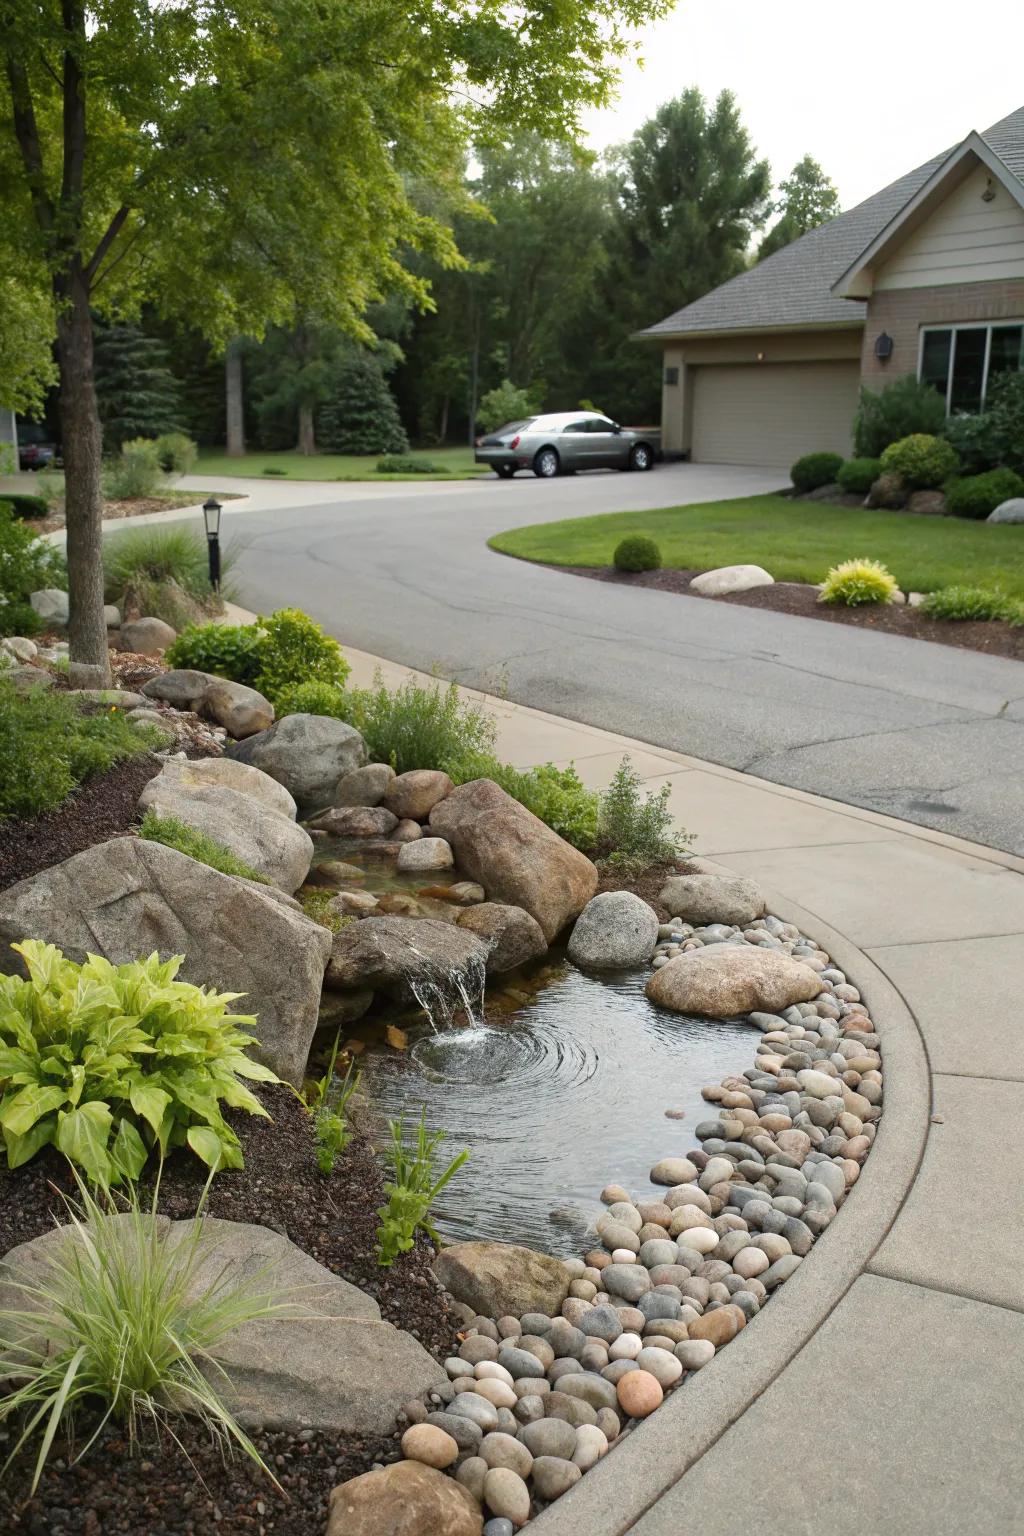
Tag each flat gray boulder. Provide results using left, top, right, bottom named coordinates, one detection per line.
left=325, top=916, right=487, bottom=1002
left=455, top=903, right=548, bottom=974
left=689, top=564, right=773, bottom=597
left=988, top=498, right=1024, bottom=524
left=159, top=755, right=298, bottom=820
left=227, top=713, right=366, bottom=811
left=143, top=668, right=210, bottom=708
left=567, top=890, right=659, bottom=969
left=0, top=839, right=331, bottom=1085
left=120, top=616, right=176, bottom=655
left=435, top=1240, right=572, bottom=1320
left=646, top=946, right=823, bottom=1018
left=659, top=872, right=766, bottom=926
left=0, top=1217, right=443, bottom=1435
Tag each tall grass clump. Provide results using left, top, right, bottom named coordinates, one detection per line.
left=103, top=525, right=237, bottom=626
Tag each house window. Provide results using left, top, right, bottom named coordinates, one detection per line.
left=664, top=366, right=679, bottom=386
left=919, top=322, right=1024, bottom=412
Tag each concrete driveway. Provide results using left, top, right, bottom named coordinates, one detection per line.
left=149, top=461, right=1024, bottom=854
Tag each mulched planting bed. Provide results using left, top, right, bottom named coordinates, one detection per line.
left=552, top=563, right=1024, bottom=661
left=0, top=758, right=162, bottom=892
left=595, top=856, right=683, bottom=921
left=0, top=1085, right=458, bottom=1534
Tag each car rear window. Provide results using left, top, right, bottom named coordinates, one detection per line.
left=491, top=419, right=534, bottom=435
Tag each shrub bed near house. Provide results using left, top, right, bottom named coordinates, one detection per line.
left=790, top=451, right=843, bottom=493
left=853, top=375, right=947, bottom=457
left=880, top=432, right=959, bottom=488
left=836, top=457, right=883, bottom=496
left=945, top=468, right=1024, bottom=520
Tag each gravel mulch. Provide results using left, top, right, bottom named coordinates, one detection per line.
left=0, top=758, right=162, bottom=892
left=553, top=563, right=1024, bottom=661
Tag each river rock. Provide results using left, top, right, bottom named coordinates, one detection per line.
left=650, top=1156, right=697, bottom=1186
left=689, top=564, right=773, bottom=597
left=397, top=837, right=454, bottom=872
left=617, top=1369, right=663, bottom=1418
left=456, top=903, right=548, bottom=973
left=658, top=873, right=765, bottom=926
left=0, top=839, right=331, bottom=1085
left=384, top=769, right=455, bottom=820
left=402, top=1423, right=460, bottom=1468
left=226, top=713, right=367, bottom=811
left=435, top=1241, right=571, bottom=1319
left=307, top=805, right=399, bottom=838
left=532, top=1456, right=582, bottom=1501
left=325, top=916, right=487, bottom=1002
left=647, top=947, right=823, bottom=1017
left=328, top=1460, right=483, bottom=1536
left=335, top=763, right=396, bottom=806
left=430, top=779, right=598, bottom=941
left=119, top=615, right=177, bottom=654
left=601, top=1263, right=652, bottom=1301
left=483, top=1468, right=530, bottom=1527
left=567, top=891, right=659, bottom=970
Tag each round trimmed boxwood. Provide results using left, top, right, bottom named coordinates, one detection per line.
left=790, top=452, right=844, bottom=494
left=945, top=468, right=1024, bottom=520
left=879, top=433, right=959, bottom=489
left=836, top=457, right=883, bottom=496
left=613, top=535, right=661, bottom=573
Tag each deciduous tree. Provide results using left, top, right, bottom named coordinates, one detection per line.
left=758, top=154, right=841, bottom=260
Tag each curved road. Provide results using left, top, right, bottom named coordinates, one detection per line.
left=165, top=463, right=1024, bottom=854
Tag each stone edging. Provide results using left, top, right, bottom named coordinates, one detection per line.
left=528, top=884, right=931, bottom=1536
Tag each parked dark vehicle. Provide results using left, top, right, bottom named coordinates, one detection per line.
left=17, top=423, right=59, bottom=471
left=475, top=412, right=659, bottom=479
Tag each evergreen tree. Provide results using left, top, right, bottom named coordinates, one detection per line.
left=316, top=351, right=409, bottom=455
left=758, top=155, right=840, bottom=261
left=93, top=322, right=185, bottom=451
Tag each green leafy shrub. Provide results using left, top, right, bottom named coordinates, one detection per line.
left=253, top=608, right=350, bottom=702
left=0, top=682, right=162, bottom=819
left=985, top=372, right=1024, bottom=474
left=818, top=558, right=898, bottom=606
left=596, top=755, right=688, bottom=874
left=942, top=412, right=1001, bottom=475
left=376, top=1108, right=469, bottom=1266
left=790, top=452, right=844, bottom=494
left=944, top=467, right=1024, bottom=520
left=0, top=504, right=67, bottom=637
left=451, top=755, right=599, bottom=850
left=356, top=675, right=497, bottom=775
left=103, top=438, right=163, bottom=499
left=836, top=457, right=883, bottom=495
left=919, top=586, right=1024, bottom=625
left=154, top=431, right=198, bottom=477
left=0, top=1171, right=286, bottom=1493
left=613, top=535, right=661, bottom=572
left=0, top=493, right=49, bottom=520
left=273, top=679, right=358, bottom=721
left=880, top=433, right=959, bottom=488
left=376, top=455, right=439, bottom=474
left=0, top=940, right=278, bottom=1182
left=476, top=379, right=539, bottom=433
left=853, top=376, right=947, bottom=457
left=165, top=621, right=264, bottom=685
left=138, top=811, right=269, bottom=883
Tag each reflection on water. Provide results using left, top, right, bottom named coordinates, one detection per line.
left=357, top=961, right=756, bottom=1256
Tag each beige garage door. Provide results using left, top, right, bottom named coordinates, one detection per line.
left=690, top=360, right=859, bottom=467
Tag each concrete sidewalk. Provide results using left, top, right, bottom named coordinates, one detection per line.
left=343, top=642, right=1024, bottom=1535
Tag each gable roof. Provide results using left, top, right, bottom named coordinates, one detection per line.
left=640, top=104, right=1024, bottom=341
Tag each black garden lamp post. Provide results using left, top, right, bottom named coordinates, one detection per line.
left=203, top=496, right=222, bottom=593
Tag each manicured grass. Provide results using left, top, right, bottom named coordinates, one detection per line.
left=196, top=446, right=487, bottom=481
left=489, top=494, right=1024, bottom=600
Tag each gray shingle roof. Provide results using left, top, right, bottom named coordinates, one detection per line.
left=640, top=104, right=1024, bottom=339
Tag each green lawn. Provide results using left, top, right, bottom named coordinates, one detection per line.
left=489, top=494, right=1024, bottom=600
left=196, top=445, right=487, bottom=481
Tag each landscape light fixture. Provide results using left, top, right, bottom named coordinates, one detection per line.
left=203, top=496, right=222, bottom=593
left=874, top=332, right=894, bottom=363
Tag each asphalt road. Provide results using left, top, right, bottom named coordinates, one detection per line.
left=166, top=463, right=1024, bottom=855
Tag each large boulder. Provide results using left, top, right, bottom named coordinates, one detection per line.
left=396, top=837, right=453, bottom=872
left=689, top=565, right=773, bottom=597
left=383, top=770, right=454, bottom=821
left=989, top=498, right=1024, bottom=524
left=567, top=890, right=659, bottom=970
left=226, top=713, right=366, bottom=811
left=659, top=873, right=766, bottom=926
left=435, top=1240, right=572, bottom=1320
left=29, top=588, right=69, bottom=626
left=646, top=946, right=823, bottom=1018
left=429, top=780, right=598, bottom=942
left=0, top=839, right=331, bottom=1085
left=160, top=755, right=298, bottom=820
left=307, top=806, right=399, bottom=838
left=335, top=763, right=396, bottom=807
left=202, top=678, right=274, bottom=739
left=142, top=668, right=210, bottom=709
left=456, top=902, right=548, bottom=973
left=325, top=916, right=487, bottom=1001
left=139, top=762, right=313, bottom=892
left=120, top=616, right=177, bottom=655
left=1, top=1218, right=444, bottom=1436
left=328, top=1461, right=482, bottom=1536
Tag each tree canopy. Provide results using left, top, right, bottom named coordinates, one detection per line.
left=758, top=154, right=841, bottom=260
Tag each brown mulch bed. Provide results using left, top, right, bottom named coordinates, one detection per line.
left=0, top=759, right=162, bottom=892
left=0, top=1085, right=458, bottom=1535
left=30, top=491, right=241, bottom=535
left=554, top=564, right=1024, bottom=662
left=594, top=856, right=688, bottom=922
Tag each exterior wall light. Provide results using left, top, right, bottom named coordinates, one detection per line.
left=874, top=332, right=894, bottom=362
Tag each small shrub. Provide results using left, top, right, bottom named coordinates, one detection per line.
left=0, top=940, right=278, bottom=1181
left=0, top=492, right=49, bottom=520
left=818, top=558, right=898, bottom=606
left=985, top=372, right=1024, bottom=474
left=944, top=468, right=1024, bottom=520
left=942, top=412, right=1002, bottom=475
left=0, top=505, right=67, bottom=637
left=476, top=379, right=539, bottom=434
left=357, top=674, right=497, bottom=776
left=0, top=1171, right=286, bottom=1493
left=376, top=455, right=439, bottom=474
left=166, top=621, right=265, bottom=687
left=376, top=1108, right=469, bottom=1266
left=920, top=586, right=1024, bottom=625
left=154, top=431, right=198, bottom=477
left=613, top=535, right=661, bottom=572
left=261, top=465, right=288, bottom=475
left=273, top=679, right=360, bottom=721
left=253, top=608, right=350, bottom=703
left=596, top=755, right=689, bottom=873
left=853, top=376, right=947, bottom=457
left=836, top=457, right=883, bottom=496
left=103, top=438, right=163, bottom=499
left=880, top=433, right=959, bottom=488
left=450, top=755, right=599, bottom=850
left=790, top=452, right=844, bottom=494
left=138, top=811, right=269, bottom=883
left=306, top=1035, right=361, bottom=1175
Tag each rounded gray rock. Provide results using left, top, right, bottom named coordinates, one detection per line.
left=532, top=1455, right=583, bottom=1501
left=567, top=891, right=659, bottom=969
left=521, top=1417, right=577, bottom=1459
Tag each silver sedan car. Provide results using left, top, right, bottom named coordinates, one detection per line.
left=475, top=411, right=658, bottom=479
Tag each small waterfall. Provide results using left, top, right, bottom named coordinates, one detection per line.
left=408, top=951, right=487, bottom=1033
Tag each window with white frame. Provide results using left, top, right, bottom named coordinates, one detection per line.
left=919, top=322, right=1024, bottom=413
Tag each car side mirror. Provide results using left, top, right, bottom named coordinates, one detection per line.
left=611, top=424, right=622, bottom=434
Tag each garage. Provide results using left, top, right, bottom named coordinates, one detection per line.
left=689, top=360, right=860, bottom=468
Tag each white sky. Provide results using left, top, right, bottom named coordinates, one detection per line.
left=583, top=0, right=1024, bottom=210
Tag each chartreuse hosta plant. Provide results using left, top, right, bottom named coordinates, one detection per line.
left=0, top=941, right=278, bottom=1184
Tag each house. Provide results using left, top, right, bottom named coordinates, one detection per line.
left=639, top=105, right=1024, bottom=468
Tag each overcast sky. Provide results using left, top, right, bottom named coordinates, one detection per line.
left=583, top=0, right=1024, bottom=211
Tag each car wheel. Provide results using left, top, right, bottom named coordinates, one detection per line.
left=533, top=447, right=560, bottom=478
left=629, top=443, right=653, bottom=472
left=495, top=464, right=516, bottom=479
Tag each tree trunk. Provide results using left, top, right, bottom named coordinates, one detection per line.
left=297, top=399, right=316, bottom=455
left=226, top=340, right=245, bottom=456
left=467, top=307, right=480, bottom=445
left=438, top=394, right=449, bottom=445
left=55, top=258, right=110, bottom=687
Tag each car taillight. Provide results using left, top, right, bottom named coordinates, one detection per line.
left=509, top=435, right=520, bottom=450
